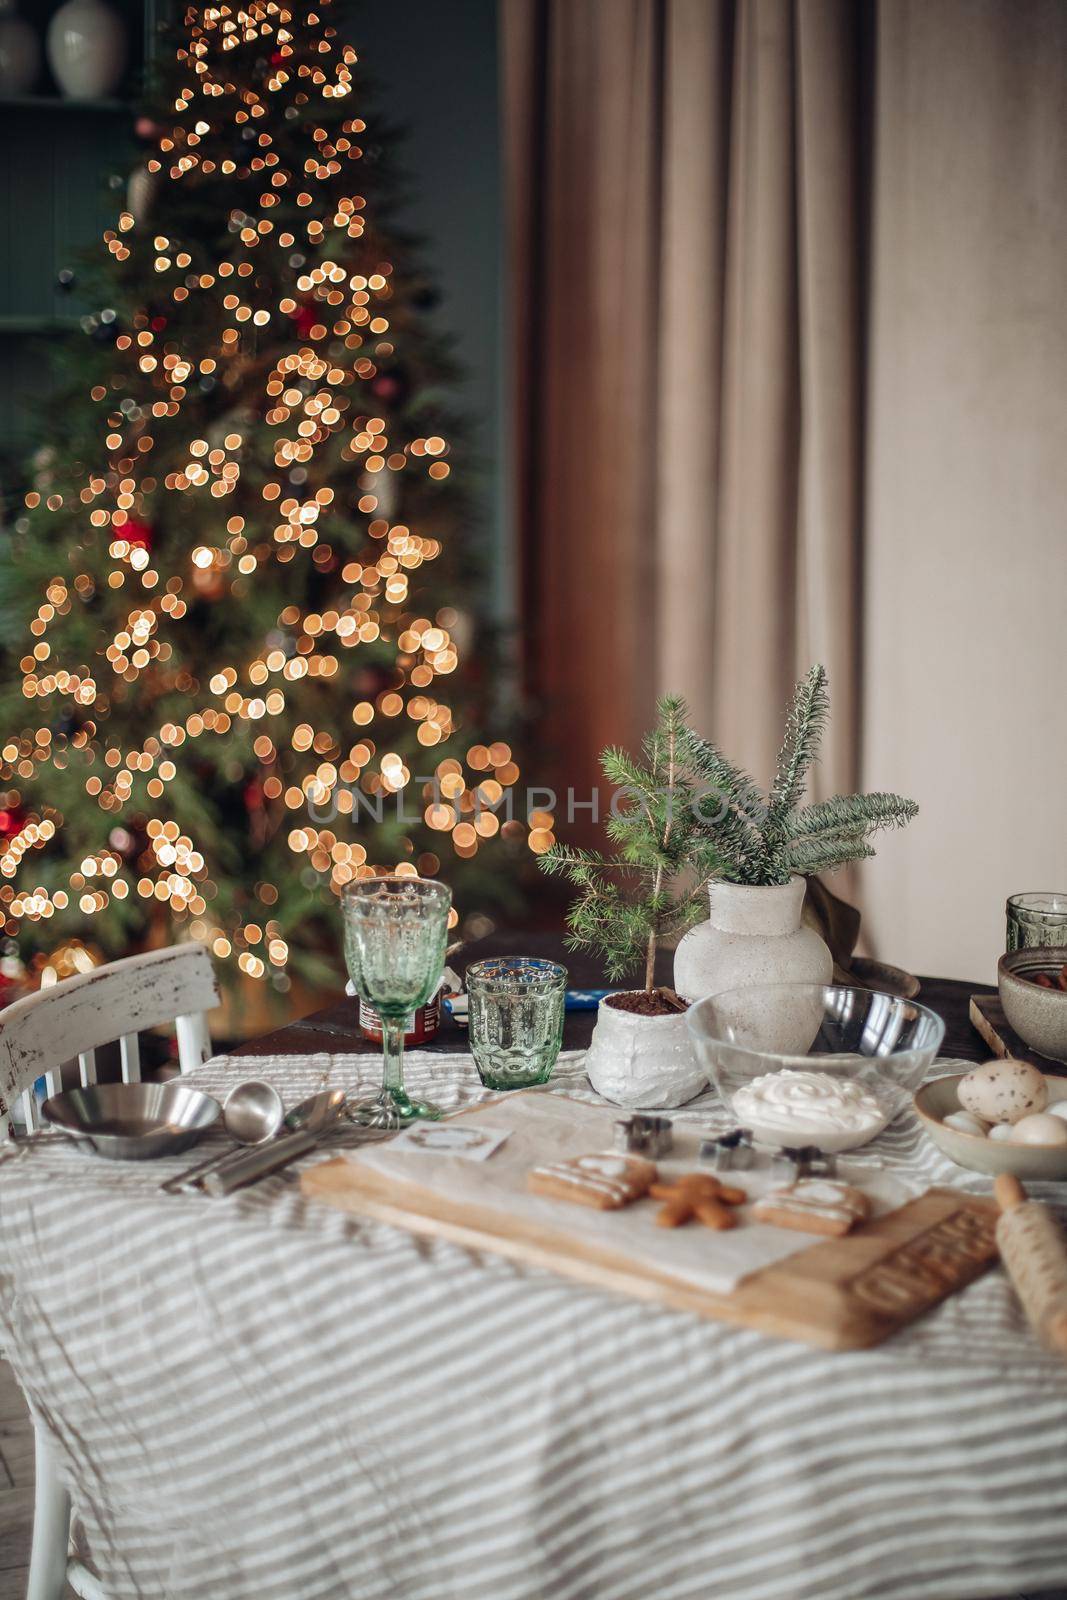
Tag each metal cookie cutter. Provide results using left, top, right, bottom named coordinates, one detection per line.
left=613, top=1114, right=674, bottom=1158
left=698, top=1127, right=754, bottom=1172
left=769, top=1144, right=837, bottom=1183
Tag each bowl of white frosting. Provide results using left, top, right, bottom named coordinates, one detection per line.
left=687, top=984, right=946, bottom=1152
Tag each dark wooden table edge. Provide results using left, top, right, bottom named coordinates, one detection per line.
left=238, top=962, right=997, bottom=1066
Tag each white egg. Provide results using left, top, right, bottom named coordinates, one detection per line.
left=942, top=1111, right=989, bottom=1138
left=1007, top=1113, right=1067, bottom=1147
left=958, top=1059, right=1048, bottom=1125
left=988, top=1122, right=1017, bottom=1142
left=1043, top=1100, right=1067, bottom=1122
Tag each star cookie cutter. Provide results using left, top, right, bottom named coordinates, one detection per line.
left=769, top=1145, right=838, bottom=1182
left=698, top=1128, right=754, bottom=1172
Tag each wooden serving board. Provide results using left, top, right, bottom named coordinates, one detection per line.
left=970, top=994, right=1067, bottom=1077
left=303, top=1103, right=999, bottom=1351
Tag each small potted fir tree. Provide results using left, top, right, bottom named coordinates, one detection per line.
left=674, top=664, right=918, bottom=1007
left=539, top=696, right=719, bottom=1107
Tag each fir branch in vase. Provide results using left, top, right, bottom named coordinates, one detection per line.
left=688, top=664, right=918, bottom=886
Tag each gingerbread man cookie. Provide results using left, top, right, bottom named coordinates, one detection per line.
left=527, top=1152, right=657, bottom=1210
left=649, top=1173, right=746, bottom=1230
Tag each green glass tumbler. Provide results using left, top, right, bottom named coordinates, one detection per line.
left=466, top=957, right=567, bottom=1090
left=342, top=875, right=451, bottom=1122
left=1006, top=892, right=1067, bottom=952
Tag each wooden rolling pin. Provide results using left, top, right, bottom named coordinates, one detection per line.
left=994, top=1173, right=1067, bottom=1356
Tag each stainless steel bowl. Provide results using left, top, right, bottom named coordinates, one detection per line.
left=42, top=1081, right=221, bottom=1160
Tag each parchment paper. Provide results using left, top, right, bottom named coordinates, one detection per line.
left=345, top=1091, right=913, bottom=1295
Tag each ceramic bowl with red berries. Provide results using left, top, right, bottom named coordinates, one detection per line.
left=998, top=946, right=1067, bottom=1064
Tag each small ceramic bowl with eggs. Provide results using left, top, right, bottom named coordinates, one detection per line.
left=914, top=1057, right=1067, bottom=1179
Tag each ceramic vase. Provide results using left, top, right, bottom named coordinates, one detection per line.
left=674, top=878, right=832, bottom=1058
left=674, top=877, right=832, bottom=1001
left=47, top=0, right=125, bottom=99
left=584, top=996, right=705, bottom=1109
left=0, top=0, right=40, bottom=94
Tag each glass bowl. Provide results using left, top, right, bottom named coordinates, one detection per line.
left=687, top=983, right=946, bottom=1151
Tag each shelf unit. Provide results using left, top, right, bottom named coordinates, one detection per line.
left=0, top=0, right=168, bottom=451
left=0, top=93, right=127, bottom=112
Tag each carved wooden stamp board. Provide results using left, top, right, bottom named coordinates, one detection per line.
left=303, top=1099, right=1000, bottom=1351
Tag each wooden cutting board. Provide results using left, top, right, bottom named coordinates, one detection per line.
left=970, top=994, right=1067, bottom=1077
left=303, top=1102, right=999, bottom=1351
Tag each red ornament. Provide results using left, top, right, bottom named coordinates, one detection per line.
left=288, top=301, right=319, bottom=339
left=0, top=804, right=27, bottom=838
left=124, top=518, right=154, bottom=550
left=369, top=373, right=402, bottom=404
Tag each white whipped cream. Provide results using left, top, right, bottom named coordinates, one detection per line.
left=732, top=1068, right=889, bottom=1152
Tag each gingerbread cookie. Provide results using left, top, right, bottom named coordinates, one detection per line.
left=527, top=1152, right=657, bottom=1210
left=753, top=1178, right=870, bottom=1237
left=650, top=1173, right=745, bottom=1230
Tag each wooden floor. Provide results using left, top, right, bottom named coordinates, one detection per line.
left=0, top=1352, right=1061, bottom=1600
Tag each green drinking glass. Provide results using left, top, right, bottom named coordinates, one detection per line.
left=466, top=956, right=567, bottom=1090
left=342, top=875, right=451, bottom=1123
left=1006, top=892, right=1067, bottom=952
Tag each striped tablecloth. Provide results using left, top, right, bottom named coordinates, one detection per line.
left=1, top=1049, right=1066, bottom=1600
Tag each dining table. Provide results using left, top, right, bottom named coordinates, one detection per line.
left=1, top=936, right=1066, bottom=1600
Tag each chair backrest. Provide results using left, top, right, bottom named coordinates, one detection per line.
left=0, top=943, right=220, bottom=1133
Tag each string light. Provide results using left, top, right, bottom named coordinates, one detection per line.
left=0, top=0, right=547, bottom=979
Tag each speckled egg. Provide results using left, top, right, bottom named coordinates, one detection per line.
left=1007, top=1112, right=1067, bottom=1147
left=958, top=1058, right=1048, bottom=1125
left=942, top=1110, right=989, bottom=1137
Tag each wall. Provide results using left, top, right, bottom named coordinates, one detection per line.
left=861, top=0, right=1067, bottom=981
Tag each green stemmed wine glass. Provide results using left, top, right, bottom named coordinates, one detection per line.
left=342, top=875, right=451, bottom=1123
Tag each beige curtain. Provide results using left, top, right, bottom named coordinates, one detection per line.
left=505, top=0, right=864, bottom=820
left=506, top=0, right=1067, bottom=975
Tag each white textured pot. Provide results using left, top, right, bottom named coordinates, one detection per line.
left=0, top=0, right=40, bottom=94
left=674, top=877, right=832, bottom=1002
left=47, top=0, right=125, bottom=98
left=584, top=996, right=705, bottom=1110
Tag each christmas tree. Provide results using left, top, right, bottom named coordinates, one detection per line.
left=0, top=0, right=537, bottom=993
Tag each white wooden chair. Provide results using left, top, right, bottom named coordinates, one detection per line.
left=0, top=943, right=220, bottom=1600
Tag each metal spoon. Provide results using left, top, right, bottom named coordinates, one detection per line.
left=202, top=1089, right=348, bottom=1195
left=160, top=1079, right=284, bottom=1192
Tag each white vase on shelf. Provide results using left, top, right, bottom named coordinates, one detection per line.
left=0, top=0, right=40, bottom=94
left=46, top=0, right=126, bottom=99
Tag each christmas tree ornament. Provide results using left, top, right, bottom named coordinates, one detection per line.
left=0, top=802, right=27, bottom=838
left=122, top=517, right=153, bottom=549
left=287, top=300, right=319, bottom=339
left=368, top=366, right=410, bottom=407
